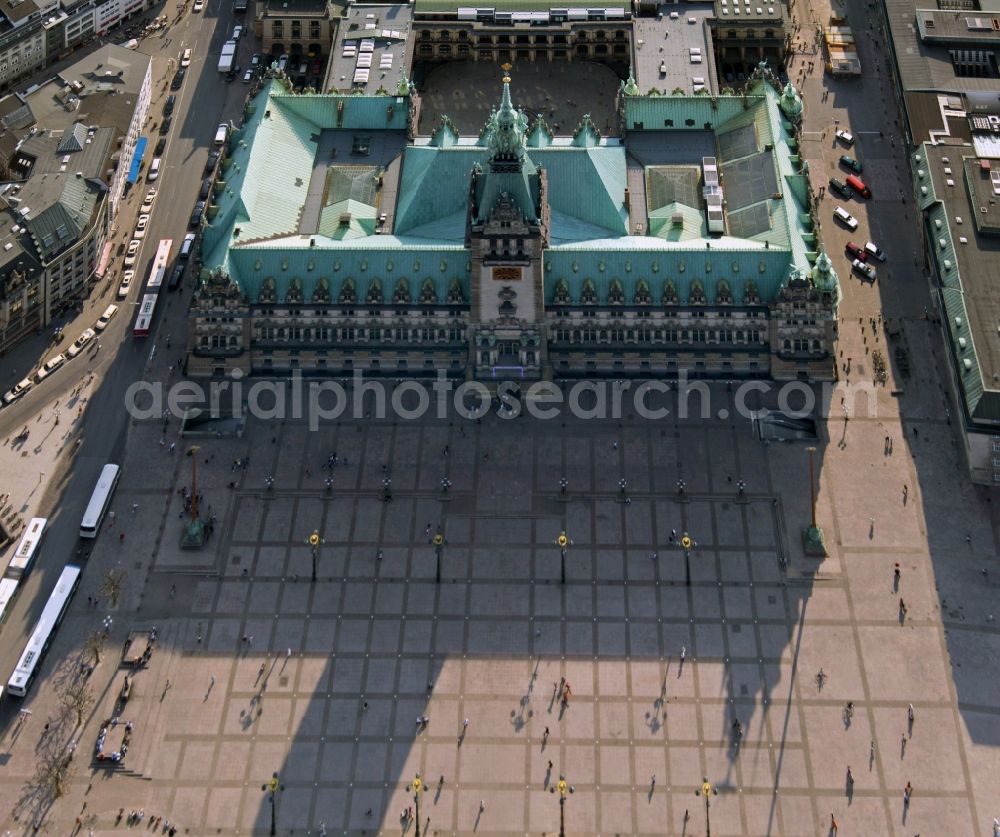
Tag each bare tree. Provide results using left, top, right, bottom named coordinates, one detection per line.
left=61, top=679, right=94, bottom=728
left=100, top=568, right=126, bottom=608
left=34, top=746, right=73, bottom=799
left=84, top=630, right=106, bottom=665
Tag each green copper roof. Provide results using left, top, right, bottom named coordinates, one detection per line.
left=624, top=94, right=764, bottom=131
left=544, top=241, right=792, bottom=305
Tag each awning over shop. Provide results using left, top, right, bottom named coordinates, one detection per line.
left=95, top=240, right=113, bottom=279
left=127, top=136, right=147, bottom=185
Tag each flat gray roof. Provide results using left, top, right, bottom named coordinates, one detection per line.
left=631, top=5, right=716, bottom=97
left=329, top=4, right=412, bottom=94
left=924, top=144, right=1000, bottom=407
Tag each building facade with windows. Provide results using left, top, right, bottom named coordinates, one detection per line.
left=188, top=67, right=839, bottom=381
left=0, top=43, right=150, bottom=352
left=255, top=0, right=334, bottom=60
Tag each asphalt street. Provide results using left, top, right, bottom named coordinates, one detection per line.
left=0, top=0, right=252, bottom=699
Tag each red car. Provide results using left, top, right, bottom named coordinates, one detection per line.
left=846, top=242, right=867, bottom=261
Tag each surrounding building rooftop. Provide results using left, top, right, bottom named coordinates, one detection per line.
left=632, top=4, right=716, bottom=97
left=914, top=142, right=1000, bottom=424
left=885, top=0, right=1000, bottom=142
left=329, top=3, right=412, bottom=94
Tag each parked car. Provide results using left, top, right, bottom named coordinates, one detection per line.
left=193, top=0, right=204, bottom=10
left=141, top=188, right=156, bottom=214
left=67, top=328, right=95, bottom=358
left=154, top=137, right=167, bottom=156
left=181, top=48, right=192, bottom=67
left=163, top=94, right=176, bottom=116
left=839, top=155, right=863, bottom=173
left=95, top=304, right=118, bottom=331
left=171, top=68, right=185, bottom=90
left=205, top=149, right=220, bottom=174
left=852, top=259, right=877, bottom=282
left=865, top=241, right=886, bottom=262
left=117, top=270, right=135, bottom=299
left=277, top=54, right=289, bottom=73
left=35, top=353, right=66, bottom=381
left=199, top=177, right=213, bottom=200
left=833, top=206, right=859, bottom=230
left=310, top=60, right=321, bottom=75
left=180, top=232, right=196, bottom=259
left=835, top=129, right=855, bottom=146
left=232, top=24, right=243, bottom=40
left=167, top=262, right=185, bottom=291
left=189, top=200, right=206, bottom=227
left=134, top=214, right=150, bottom=239
left=845, top=242, right=866, bottom=261
left=845, top=174, right=871, bottom=199
left=829, top=178, right=853, bottom=199
left=243, top=68, right=253, bottom=82
left=250, top=53, right=262, bottom=68
left=2, top=378, right=32, bottom=404
left=124, top=238, right=141, bottom=266
left=159, top=117, right=172, bottom=135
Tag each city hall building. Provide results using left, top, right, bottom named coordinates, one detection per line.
left=188, top=65, right=840, bottom=382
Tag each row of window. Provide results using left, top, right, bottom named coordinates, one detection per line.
left=271, top=21, right=323, bottom=38
left=256, top=325, right=467, bottom=343
left=551, top=327, right=766, bottom=344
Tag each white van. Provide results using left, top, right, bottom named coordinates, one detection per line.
left=96, top=304, right=118, bottom=331
left=179, top=232, right=196, bottom=259
left=214, top=123, right=228, bottom=146
left=147, top=157, right=161, bottom=181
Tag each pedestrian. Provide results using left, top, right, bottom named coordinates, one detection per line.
left=543, top=726, right=550, bottom=738
left=893, top=562, right=900, bottom=584
left=120, top=531, right=125, bottom=543
left=899, top=598, right=907, bottom=616
left=463, top=718, right=469, bottom=729
left=210, top=675, right=215, bottom=686
left=479, top=800, right=485, bottom=812
left=286, top=647, right=291, bottom=658
left=903, top=781, right=912, bottom=804
left=547, top=759, right=553, bottom=770
left=907, top=703, right=914, bottom=723
left=830, top=813, right=838, bottom=835
left=132, top=502, right=139, bottom=513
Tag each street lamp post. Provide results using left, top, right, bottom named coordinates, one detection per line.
left=679, top=532, right=696, bottom=587
left=559, top=476, right=568, bottom=499
left=308, top=530, right=323, bottom=582
left=550, top=774, right=572, bottom=836
left=677, top=478, right=686, bottom=498
left=440, top=476, right=452, bottom=496
left=696, top=777, right=718, bottom=837
left=411, top=773, right=423, bottom=837
left=261, top=772, right=284, bottom=836
left=618, top=477, right=628, bottom=503
left=381, top=476, right=392, bottom=502
left=556, top=530, right=571, bottom=584
left=432, top=530, right=445, bottom=583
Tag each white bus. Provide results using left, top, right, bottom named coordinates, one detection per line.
left=145, top=238, right=173, bottom=292
left=7, top=564, right=82, bottom=696
left=80, top=464, right=121, bottom=539
left=4, top=517, right=47, bottom=580
left=0, top=577, right=19, bottom=625
left=132, top=293, right=158, bottom=337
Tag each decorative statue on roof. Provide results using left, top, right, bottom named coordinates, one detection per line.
left=778, top=81, right=803, bottom=124
left=622, top=68, right=640, bottom=97
left=396, top=75, right=411, bottom=96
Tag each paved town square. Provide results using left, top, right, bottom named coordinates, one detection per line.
left=3, top=372, right=1000, bottom=835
